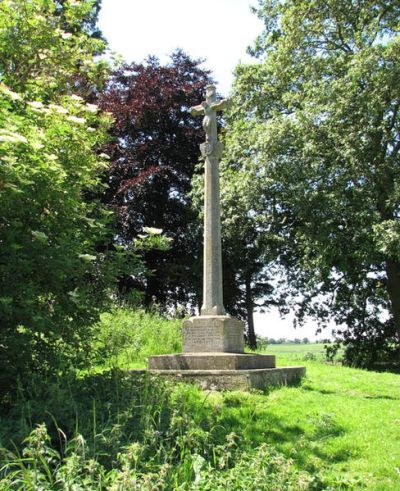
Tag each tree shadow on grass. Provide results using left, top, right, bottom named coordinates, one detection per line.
left=1, top=369, right=355, bottom=480
left=363, top=394, right=400, bottom=400
left=301, top=384, right=337, bottom=395
left=213, top=387, right=354, bottom=472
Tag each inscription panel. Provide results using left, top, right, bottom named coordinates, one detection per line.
left=183, top=317, right=244, bottom=353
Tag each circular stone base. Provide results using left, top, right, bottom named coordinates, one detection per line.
left=129, top=366, right=306, bottom=391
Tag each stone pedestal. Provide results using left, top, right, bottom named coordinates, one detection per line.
left=182, top=316, right=244, bottom=353
left=146, top=314, right=306, bottom=391
left=142, top=366, right=306, bottom=391
left=149, top=352, right=276, bottom=370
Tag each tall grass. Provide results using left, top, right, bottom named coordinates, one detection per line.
left=0, top=371, right=312, bottom=490
left=1, top=309, right=399, bottom=489
left=94, top=307, right=182, bottom=369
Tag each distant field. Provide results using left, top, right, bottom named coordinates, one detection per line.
left=257, top=342, right=336, bottom=363
left=266, top=343, right=327, bottom=353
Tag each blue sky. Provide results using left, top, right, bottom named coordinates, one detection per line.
left=98, top=0, right=332, bottom=341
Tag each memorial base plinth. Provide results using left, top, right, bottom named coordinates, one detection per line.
left=143, top=315, right=306, bottom=391
left=182, top=315, right=244, bottom=353
left=130, top=366, right=306, bottom=391
left=148, top=352, right=276, bottom=370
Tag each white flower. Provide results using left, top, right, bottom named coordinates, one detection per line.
left=85, top=103, right=98, bottom=113
left=28, top=101, right=44, bottom=108
left=99, top=153, right=110, bottom=159
left=143, top=227, right=163, bottom=235
left=31, top=140, right=44, bottom=150
left=67, top=116, right=86, bottom=125
left=0, top=83, right=21, bottom=101
left=70, top=94, right=83, bottom=101
left=61, top=32, right=72, bottom=39
left=48, top=104, right=68, bottom=114
left=87, top=127, right=96, bottom=132
left=0, top=130, right=28, bottom=144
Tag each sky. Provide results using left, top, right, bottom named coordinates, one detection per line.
left=98, top=0, right=333, bottom=341
left=98, top=0, right=263, bottom=96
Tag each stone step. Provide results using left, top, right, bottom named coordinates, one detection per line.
left=130, top=366, right=306, bottom=391
left=148, top=352, right=276, bottom=370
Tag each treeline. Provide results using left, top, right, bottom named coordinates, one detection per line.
left=1, top=0, right=400, bottom=400
left=267, top=338, right=312, bottom=345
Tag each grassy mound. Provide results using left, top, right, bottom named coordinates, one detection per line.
left=0, top=309, right=399, bottom=489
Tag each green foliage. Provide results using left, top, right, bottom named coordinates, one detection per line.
left=0, top=1, right=149, bottom=395
left=0, top=81, right=116, bottom=390
left=227, top=0, right=400, bottom=366
left=1, top=351, right=399, bottom=489
left=0, top=0, right=108, bottom=98
left=94, top=307, right=182, bottom=368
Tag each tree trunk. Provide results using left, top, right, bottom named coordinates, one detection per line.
left=245, top=274, right=257, bottom=350
left=386, top=259, right=400, bottom=345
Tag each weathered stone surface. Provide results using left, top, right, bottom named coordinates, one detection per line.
left=190, top=85, right=230, bottom=316
left=148, top=353, right=276, bottom=370
left=131, top=366, right=306, bottom=391
left=182, top=315, right=244, bottom=353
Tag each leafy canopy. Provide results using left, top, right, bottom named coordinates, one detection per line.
left=228, top=0, right=400, bottom=366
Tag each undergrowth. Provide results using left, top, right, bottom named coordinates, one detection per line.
left=0, top=371, right=316, bottom=490
left=0, top=308, right=399, bottom=489
left=93, top=308, right=182, bottom=369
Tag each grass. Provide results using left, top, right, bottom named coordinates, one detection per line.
left=1, top=307, right=399, bottom=489
left=93, top=307, right=182, bottom=369
left=210, top=361, right=400, bottom=489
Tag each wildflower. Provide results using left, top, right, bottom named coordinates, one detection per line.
left=143, top=227, right=163, bottom=235
left=0, top=83, right=20, bottom=101
left=0, top=130, right=28, bottom=144
left=67, top=116, right=86, bottom=125
left=28, top=101, right=44, bottom=109
left=48, top=104, right=68, bottom=115
left=85, top=103, right=98, bottom=113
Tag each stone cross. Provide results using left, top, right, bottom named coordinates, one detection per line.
left=191, top=84, right=230, bottom=316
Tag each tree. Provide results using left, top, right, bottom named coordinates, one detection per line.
left=98, top=51, right=214, bottom=313
left=0, top=0, right=144, bottom=395
left=0, top=0, right=108, bottom=99
left=229, top=0, right=400, bottom=367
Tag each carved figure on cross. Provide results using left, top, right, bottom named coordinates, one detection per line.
left=190, top=85, right=230, bottom=156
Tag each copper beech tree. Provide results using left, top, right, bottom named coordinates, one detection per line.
left=99, top=51, right=214, bottom=312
